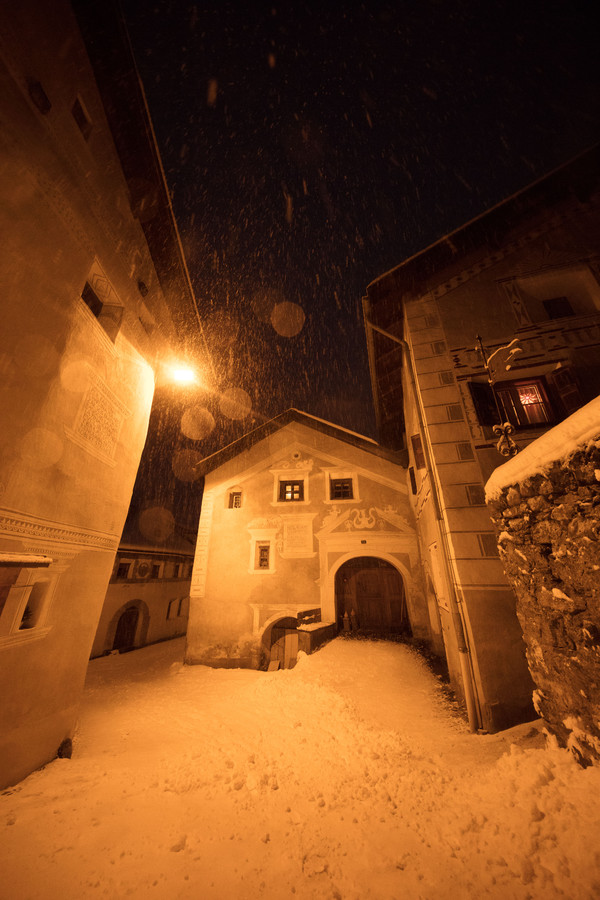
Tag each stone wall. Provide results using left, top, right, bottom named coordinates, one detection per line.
left=486, top=440, right=600, bottom=766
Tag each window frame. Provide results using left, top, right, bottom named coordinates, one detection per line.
left=494, top=377, right=554, bottom=428
left=0, top=561, right=56, bottom=645
left=278, top=479, right=304, bottom=503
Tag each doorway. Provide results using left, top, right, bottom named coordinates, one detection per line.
left=112, top=606, right=139, bottom=652
left=335, top=556, right=410, bottom=634
left=268, top=617, right=298, bottom=668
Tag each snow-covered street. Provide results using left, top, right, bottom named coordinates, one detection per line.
left=1, top=636, right=599, bottom=899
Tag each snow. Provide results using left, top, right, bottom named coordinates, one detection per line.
left=2, top=637, right=600, bottom=899
left=485, top=393, right=600, bottom=500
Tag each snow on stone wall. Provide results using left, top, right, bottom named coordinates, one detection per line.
left=485, top=399, right=600, bottom=765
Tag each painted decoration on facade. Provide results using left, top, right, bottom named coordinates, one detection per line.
left=280, top=514, right=316, bottom=558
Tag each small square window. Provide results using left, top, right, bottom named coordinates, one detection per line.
left=116, top=562, right=130, bottom=579
left=80, top=281, right=123, bottom=342
left=229, top=491, right=242, bottom=508
left=439, top=371, right=454, bottom=385
left=542, top=296, right=574, bottom=319
left=465, top=484, right=486, bottom=506
left=478, top=533, right=499, bottom=557
left=457, top=442, right=475, bottom=460
left=330, top=478, right=353, bottom=500
left=446, top=403, right=464, bottom=421
left=431, top=340, right=446, bottom=355
left=279, top=480, right=304, bottom=502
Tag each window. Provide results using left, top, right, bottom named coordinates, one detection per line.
left=116, top=562, right=131, bottom=579
left=177, top=597, right=187, bottom=616
left=495, top=379, right=552, bottom=427
left=470, top=377, right=556, bottom=429
left=456, top=442, right=475, bottom=461
left=465, top=484, right=486, bottom=506
left=411, top=434, right=426, bottom=469
left=431, top=340, right=446, bottom=355
left=330, top=478, right=353, bottom=500
left=279, top=480, right=304, bottom=502
left=166, top=599, right=176, bottom=620
left=229, top=491, right=242, bottom=508
left=439, top=371, right=454, bottom=385
left=151, top=564, right=161, bottom=579
left=71, top=96, right=92, bottom=140
left=0, top=558, right=55, bottom=642
left=256, top=542, right=270, bottom=570
left=446, top=404, right=464, bottom=421
left=543, top=296, right=575, bottom=319
left=80, top=282, right=123, bottom=342
left=173, top=564, right=181, bottom=579
left=408, top=466, right=417, bottom=495
left=478, top=533, right=499, bottom=557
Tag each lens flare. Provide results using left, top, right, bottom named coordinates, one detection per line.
left=180, top=406, right=216, bottom=440
left=270, top=301, right=305, bottom=337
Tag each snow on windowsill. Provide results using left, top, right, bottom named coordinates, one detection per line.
left=485, top=394, right=600, bottom=500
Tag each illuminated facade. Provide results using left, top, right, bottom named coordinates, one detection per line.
left=363, top=146, right=600, bottom=732
left=0, top=0, right=207, bottom=787
left=186, top=410, right=439, bottom=670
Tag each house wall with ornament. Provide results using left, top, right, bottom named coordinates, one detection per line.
left=185, top=413, right=437, bottom=668
left=0, top=0, right=200, bottom=789
left=363, top=146, right=600, bottom=733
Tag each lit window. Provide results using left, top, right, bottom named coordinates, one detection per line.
left=279, top=480, right=304, bottom=502
left=330, top=478, right=353, bottom=500
left=496, top=380, right=552, bottom=427
left=229, top=491, right=242, bottom=508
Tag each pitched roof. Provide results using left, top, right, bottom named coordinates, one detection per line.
left=366, top=143, right=600, bottom=305
left=193, top=408, right=407, bottom=477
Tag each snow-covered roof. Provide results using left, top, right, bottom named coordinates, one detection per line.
left=193, top=407, right=404, bottom=478
left=485, top=394, right=600, bottom=500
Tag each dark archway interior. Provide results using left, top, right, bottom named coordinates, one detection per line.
left=112, top=606, right=139, bottom=652
left=335, top=557, right=411, bottom=636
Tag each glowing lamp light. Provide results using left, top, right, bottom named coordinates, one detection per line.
left=169, top=365, right=197, bottom=385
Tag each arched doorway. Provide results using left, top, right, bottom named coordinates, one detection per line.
left=263, top=616, right=298, bottom=669
left=335, top=556, right=410, bottom=635
left=112, top=606, right=139, bottom=652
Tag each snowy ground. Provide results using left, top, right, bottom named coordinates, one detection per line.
left=2, top=637, right=599, bottom=900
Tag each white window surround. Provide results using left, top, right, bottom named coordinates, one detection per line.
left=270, top=465, right=311, bottom=506
left=248, top=527, right=279, bottom=574
left=0, top=564, right=58, bottom=647
left=321, top=468, right=360, bottom=505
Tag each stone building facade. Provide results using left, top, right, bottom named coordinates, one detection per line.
left=186, top=410, right=437, bottom=670
left=363, top=146, right=600, bottom=733
left=486, top=397, right=600, bottom=765
left=90, top=538, right=194, bottom=658
left=0, top=1, right=208, bottom=788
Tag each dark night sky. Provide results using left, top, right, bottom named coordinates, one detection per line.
left=119, top=0, right=598, bottom=536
